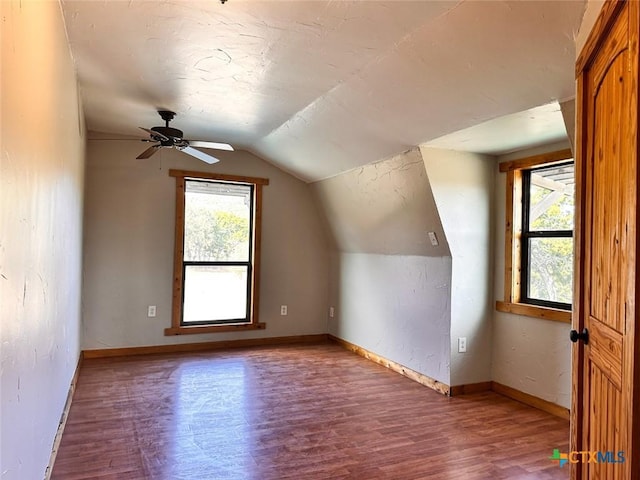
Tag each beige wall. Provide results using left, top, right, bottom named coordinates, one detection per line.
left=576, top=1, right=606, bottom=55
left=490, top=141, right=573, bottom=408
left=560, top=99, right=576, bottom=150
left=421, top=147, right=494, bottom=386
left=82, top=139, right=329, bottom=349
left=313, top=148, right=450, bottom=257
left=0, top=1, right=86, bottom=478
left=490, top=0, right=605, bottom=409
left=315, top=147, right=496, bottom=387
left=330, top=252, right=452, bottom=385
left=314, top=149, right=452, bottom=384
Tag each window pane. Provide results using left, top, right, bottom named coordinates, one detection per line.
left=183, top=265, right=248, bottom=323
left=528, top=163, right=574, bottom=231
left=527, top=237, right=573, bottom=305
left=184, top=180, right=251, bottom=262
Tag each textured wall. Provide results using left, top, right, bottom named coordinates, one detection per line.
left=575, top=1, right=606, bottom=55
left=330, top=253, right=452, bottom=384
left=491, top=141, right=573, bottom=408
left=0, top=1, right=85, bottom=478
left=314, top=150, right=452, bottom=385
left=492, top=312, right=572, bottom=407
left=421, top=147, right=494, bottom=386
left=312, top=148, right=449, bottom=256
left=81, top=139, right=329, bottom=349
left=560, top=99, right=576, bottom=151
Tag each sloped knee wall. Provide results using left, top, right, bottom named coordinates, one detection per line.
left=312, top=148, right=452, bottom=385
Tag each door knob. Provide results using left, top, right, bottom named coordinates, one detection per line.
left=570, top=328, right=589, bottom=345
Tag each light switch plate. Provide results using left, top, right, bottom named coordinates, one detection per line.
left=428, top=231, right=439, bottom=246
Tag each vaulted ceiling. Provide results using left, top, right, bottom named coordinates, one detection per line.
left=61, top=1, right=586, bottom=182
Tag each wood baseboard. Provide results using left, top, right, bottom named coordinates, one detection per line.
left=327, top=336, right=568, bottom=420
left=45, top=354, right=83, bottom=480
left=491, top=381, right=570, bottom=420
left=328, top=334, right=450, bottom=396
left=449, top=381, right=492, bottom=396
left=82, top=334, right=329, bottom=359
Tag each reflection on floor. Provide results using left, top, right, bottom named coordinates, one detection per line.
left=52, top=342, right=569, bottom=479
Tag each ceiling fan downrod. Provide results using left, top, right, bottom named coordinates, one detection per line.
left=158, top=110, right=175, bottom=127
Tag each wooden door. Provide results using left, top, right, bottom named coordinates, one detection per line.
left=573, top=1, right=639, bottom=479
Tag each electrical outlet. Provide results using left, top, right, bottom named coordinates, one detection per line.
left=280, top=305, right=288, bottom=316
left=329, top=306, right=335, bottom=318
left=458, top=337, right=467, bottom=353
left=147, top=305, right=157, bottom=317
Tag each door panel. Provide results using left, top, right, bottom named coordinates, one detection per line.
left=588, top=17, right=628, bottom=336
left=585, top=42, right=630, bottom=479
left=574, top=2, right=638, bottom=480
left=586, top=319, right=623, bottom=389
left=588, top=364, right=622, bottom=480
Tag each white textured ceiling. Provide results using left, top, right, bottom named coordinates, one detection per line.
left=61, top=0, right=586, bottom=182
left=425, top=101, right=569, bottom=155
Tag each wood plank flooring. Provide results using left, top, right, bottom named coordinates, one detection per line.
left=52, top=342, right=569, bottom=479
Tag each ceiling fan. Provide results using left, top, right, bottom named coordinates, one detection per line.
left=137, top=110, right=233, bottom=164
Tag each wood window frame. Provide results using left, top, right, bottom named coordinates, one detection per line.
left=165, top=169, right=268, bottom=336
left=495, top=149, right=573, bottom=323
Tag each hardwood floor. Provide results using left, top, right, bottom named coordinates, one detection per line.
left=52, top=342, right=569, bottom=479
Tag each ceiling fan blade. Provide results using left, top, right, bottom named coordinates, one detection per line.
left=179, top=146, right=220, bottom=164
left=137, top=145, right=161, bottom=159
left=186, top=140, right=234, bottom=151
left=139, top=127, right=170, bottom=142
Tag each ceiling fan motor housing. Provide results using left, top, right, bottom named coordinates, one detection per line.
left=151, top=126, right=184, bottom=145
left=136, top=110, right=231, bottom=163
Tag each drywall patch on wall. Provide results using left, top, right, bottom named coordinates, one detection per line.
left=81, top=140, right=329, bottom=349
left=420, top=147, right=494, bottom=386
left=312, top=148, right=450, bottom=256
left=0, top=1, right=85, bottom=478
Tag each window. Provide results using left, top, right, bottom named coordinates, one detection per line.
left=496, top=149, right=574, bottom=323
left=521, top=163, right=574, bottom=309
left=165, top=170, right=268, bottom=335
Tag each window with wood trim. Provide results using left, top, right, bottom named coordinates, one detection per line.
left=496, top=149, right=574, bottom=323
left=165, top=170, right=268, bottom=336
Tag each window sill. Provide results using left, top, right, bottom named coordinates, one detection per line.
left=495, top=301, right=571, bottom=323
left=164, top=322, right=266, bottom=336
